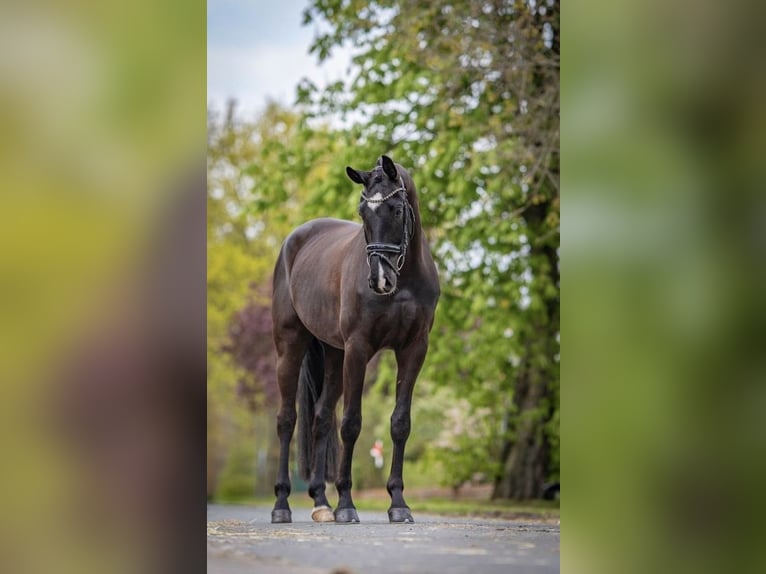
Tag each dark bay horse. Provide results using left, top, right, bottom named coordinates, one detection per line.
left=270, top=155, right=440, bottom=524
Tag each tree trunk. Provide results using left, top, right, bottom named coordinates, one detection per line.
left=492, top=365, right=551, bottom=499
left=493, top=198, right=559, bottom=500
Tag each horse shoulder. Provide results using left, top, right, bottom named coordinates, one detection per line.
left=280, top=218, right=358, bottom=269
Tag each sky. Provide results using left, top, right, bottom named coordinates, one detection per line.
left=207, top=0, right=352, bottom=118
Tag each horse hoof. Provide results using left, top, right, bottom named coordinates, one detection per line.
left=311, top=505, right=336, bottom=522
left=335, top=508, right=360, bottom=523
left=271, top=509, right=292, bottom=523
left=388, top=507, right=414, bottom=523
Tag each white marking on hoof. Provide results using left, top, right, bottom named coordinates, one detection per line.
left=311, top=505, right=336, bottom=522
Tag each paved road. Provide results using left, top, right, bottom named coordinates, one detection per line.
left=208, top=504, right=560, bottom=574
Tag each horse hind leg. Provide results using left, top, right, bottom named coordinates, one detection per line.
left=271, top=349, right=304, bottom=523
left=271, top=308, right=311, bottom=523
left=307, top=344, right=343, bottom=523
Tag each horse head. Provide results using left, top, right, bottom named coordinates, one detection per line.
left=346, top=155, right=414, bottom=296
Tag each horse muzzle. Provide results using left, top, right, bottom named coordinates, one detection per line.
left=368, top=255, right=397, bottom=295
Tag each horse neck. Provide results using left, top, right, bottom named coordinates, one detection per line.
left=409, top=197, right=423, bottom=249
left=402, top=181, right=425, bottom=264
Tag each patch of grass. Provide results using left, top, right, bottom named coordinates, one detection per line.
left=356, top=497, right=559, bottom=520
left=212, top=493, right=559, bottom=520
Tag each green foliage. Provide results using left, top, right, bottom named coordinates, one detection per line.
left=428, top=394, right=502, bottom=488
left=215, top=437, right=258, bottom=501
left=207, top=101, right=315, bottom=498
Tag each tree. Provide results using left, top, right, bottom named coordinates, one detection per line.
left=207, top=101, right=306, bottom=497
left=300, top=0, right=560, bottom=499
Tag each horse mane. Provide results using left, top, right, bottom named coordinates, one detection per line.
left=393, top=162, right=422, bottom=230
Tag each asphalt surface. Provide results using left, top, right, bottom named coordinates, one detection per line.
left=207, top=504, right=560, bottom=574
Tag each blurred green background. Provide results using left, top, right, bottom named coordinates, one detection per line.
left=565, top=1, right=766, bottom=573
left=0, top=1, right=206, bottom=572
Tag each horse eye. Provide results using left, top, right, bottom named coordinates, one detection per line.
left=395, top=208, right=403, bottom=218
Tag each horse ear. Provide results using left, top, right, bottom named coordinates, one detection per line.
left=381, top=155, right=397, bottom=180
left=346, top=166, right=368, bottom=185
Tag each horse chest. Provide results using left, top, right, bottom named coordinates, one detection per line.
left=365, top=297, right=427, bottom=349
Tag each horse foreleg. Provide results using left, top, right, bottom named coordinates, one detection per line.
left=387, top=340, right=428, bottom=523
left=307, top=346, right=343, bottom=522
left=334, top=345, right=369, bottom=523
left=271, top=333, right=309, bottom=524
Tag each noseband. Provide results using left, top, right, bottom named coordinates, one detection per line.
left=362, top=176, right=415, bottom=276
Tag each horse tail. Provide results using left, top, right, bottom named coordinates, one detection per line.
left=297, top=336, right=339, bottom=482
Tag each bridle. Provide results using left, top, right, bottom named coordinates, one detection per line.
left=362, top=175, right=415, bottom=276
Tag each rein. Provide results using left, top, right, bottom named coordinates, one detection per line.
left=362, top=175, right=415, bottom=276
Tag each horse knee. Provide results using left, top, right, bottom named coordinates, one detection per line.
left=340, top=413, right=362, bottom=443
left=390, top=410, right=410, bottom=443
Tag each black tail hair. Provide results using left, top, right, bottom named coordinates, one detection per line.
left=296, top=337, right=339, bottom=482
